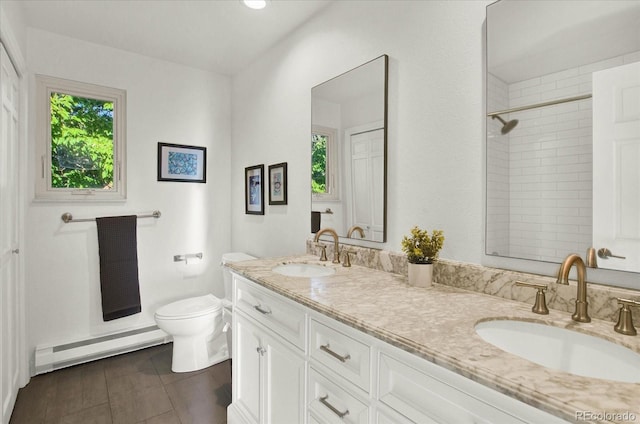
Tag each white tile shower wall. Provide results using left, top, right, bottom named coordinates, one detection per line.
left=486, top=73, right=510, bottom=256
left=505, top=51, right=640, bottom=263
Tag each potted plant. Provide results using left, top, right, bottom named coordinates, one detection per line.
left=401, top=226, right=444, bottom=287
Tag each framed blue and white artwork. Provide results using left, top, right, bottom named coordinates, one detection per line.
left=268, top=162, right=287, bottom=205
left=245, top=164, right=264, bottom=215
left=157, top=142, right=207, bottom=183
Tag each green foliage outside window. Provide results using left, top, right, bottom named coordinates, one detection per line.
left=50, top=93, right=114, bottom=189
left=311, top=134, right=327, bottom=193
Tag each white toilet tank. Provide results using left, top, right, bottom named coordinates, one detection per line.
left=221, top=252, right=256, bottom=303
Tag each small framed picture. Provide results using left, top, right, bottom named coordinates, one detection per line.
left=157, top=142, right=206, bottom=183
left=268, top=162, right=288, bottom=205
left=245, top=164, right=264, bottom=215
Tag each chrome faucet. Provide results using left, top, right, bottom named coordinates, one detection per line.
left=347, top=225, right=365, bottom=239
left=557, top=254, right=591, bottom=322
left=314, top=228, right=340, bottom=264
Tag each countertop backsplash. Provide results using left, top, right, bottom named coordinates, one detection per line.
left=306, top=238, right=640, bottom=326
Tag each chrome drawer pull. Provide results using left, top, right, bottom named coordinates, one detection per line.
left=254, top=304, right=272, bottom=315
left=319, top=395, right=349, bottom=418
left=320, top=343, right=351, bottom=362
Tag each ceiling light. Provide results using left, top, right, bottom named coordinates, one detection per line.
left=243, top=0, right=267, bottom=10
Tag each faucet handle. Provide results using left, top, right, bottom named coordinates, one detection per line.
left=316, top=244, right=328, bottom=262
left=342, top=250, right=354, bottom=267
left=614, top=298, right=640, bottom=336
left=515, top=281, right=549, bottom=315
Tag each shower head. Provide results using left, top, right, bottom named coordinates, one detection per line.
left=492, top=114, right=518, bottom=135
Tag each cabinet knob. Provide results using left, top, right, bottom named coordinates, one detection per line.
left=256, top=346, right=266, bottom=356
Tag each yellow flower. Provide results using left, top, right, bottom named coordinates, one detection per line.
left=401, top=226, right=445, bottom=264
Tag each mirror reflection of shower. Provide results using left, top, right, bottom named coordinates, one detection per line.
left=491, top=114, right=518, bottom=135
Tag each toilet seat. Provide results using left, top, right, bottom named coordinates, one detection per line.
left=155, top=294, right=221, bottom=320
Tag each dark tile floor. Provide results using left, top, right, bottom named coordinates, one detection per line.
left=9, top=343, right=231, bottom=424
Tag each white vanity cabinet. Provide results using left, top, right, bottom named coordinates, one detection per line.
left=229, top=272, right=569, bottom=424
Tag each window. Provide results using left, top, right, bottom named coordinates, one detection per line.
left=35, top=75, right=126, bottom=201
left=311, top=125, right=338, bottom=200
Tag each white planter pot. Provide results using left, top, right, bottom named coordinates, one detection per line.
left=407, top=263, right=433, bottom=288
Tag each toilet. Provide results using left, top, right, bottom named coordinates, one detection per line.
left=154, top=252, right=255, bottom=373
left=220, top=252, right=257, bottom=356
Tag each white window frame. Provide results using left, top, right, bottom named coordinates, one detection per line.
left=35, top=75, right=126, bottom=201
left=311, top=125, right=339, bottom=201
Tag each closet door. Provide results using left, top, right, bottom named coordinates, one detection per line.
left=0, top=42, right=21, bottom=424
left=593, top=61, right=640, bottom=272
left=350, top=129, right=384, bottom=241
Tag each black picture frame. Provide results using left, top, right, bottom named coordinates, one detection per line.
left=157, top=142, right=207, bottom=183
left=245, top=164, right=265, bottom=215
left=268, top=162, right=288, bottom=205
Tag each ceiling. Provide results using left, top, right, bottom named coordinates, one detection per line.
left=15, top=0, right=334, bottom=76
left=487, top=0, right=640, bottom=83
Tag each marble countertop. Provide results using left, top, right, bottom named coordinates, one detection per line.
left=227, top=255, right=640, bottom=423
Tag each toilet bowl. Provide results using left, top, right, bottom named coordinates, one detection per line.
left=154, top=252, right=256, bottom=373
left=155, top=294, right=225, bottom=372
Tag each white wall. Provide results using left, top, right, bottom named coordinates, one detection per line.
left=25, top=29, right=231, bottom=366
left=231, top=0, right=489, bottom=260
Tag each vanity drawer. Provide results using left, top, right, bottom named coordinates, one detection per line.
left=309, top=318, right=371, bottom=392
left=378, top=352, right=530, bottom=424
left=308, top=367, right=369, bottom=424
left=234, top=275, right=306, bottom=350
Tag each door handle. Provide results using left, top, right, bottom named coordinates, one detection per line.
left=597, top=248, right=626, bottom=260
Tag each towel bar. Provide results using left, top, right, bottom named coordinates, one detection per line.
left=61, top=210, right=161, bottom=223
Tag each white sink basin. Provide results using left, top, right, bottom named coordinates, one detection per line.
left=271, top=263, right=336, bottom=278
left=475, top=320, right=640, bottom=383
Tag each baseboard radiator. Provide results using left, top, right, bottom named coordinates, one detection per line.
left=35, top=325, right=169, bottom=375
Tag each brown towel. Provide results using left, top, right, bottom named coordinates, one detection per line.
left=96, top=215, right=141, bottom=321
left=311, top=211, right=321, bottom=233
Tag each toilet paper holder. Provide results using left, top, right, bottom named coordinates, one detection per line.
left=174, top=252, right=203, bottom=263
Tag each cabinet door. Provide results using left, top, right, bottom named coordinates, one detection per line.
left=234, top=313, right=263, bottom=424
left=263, top=332, right=306, bottom=424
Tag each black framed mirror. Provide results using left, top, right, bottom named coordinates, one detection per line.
left=311, top=54, right=388, bottom=243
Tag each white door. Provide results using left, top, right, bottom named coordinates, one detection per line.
left=350, top=129, right=384, bottom=241
left=593, top=61, right=640, bottom=272
left=0, top=43, right=21, bottom=424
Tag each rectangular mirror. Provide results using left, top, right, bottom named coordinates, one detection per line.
left=486, top=1, right=640, bottom=273
left=311, top=55, right=388, bottom=242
